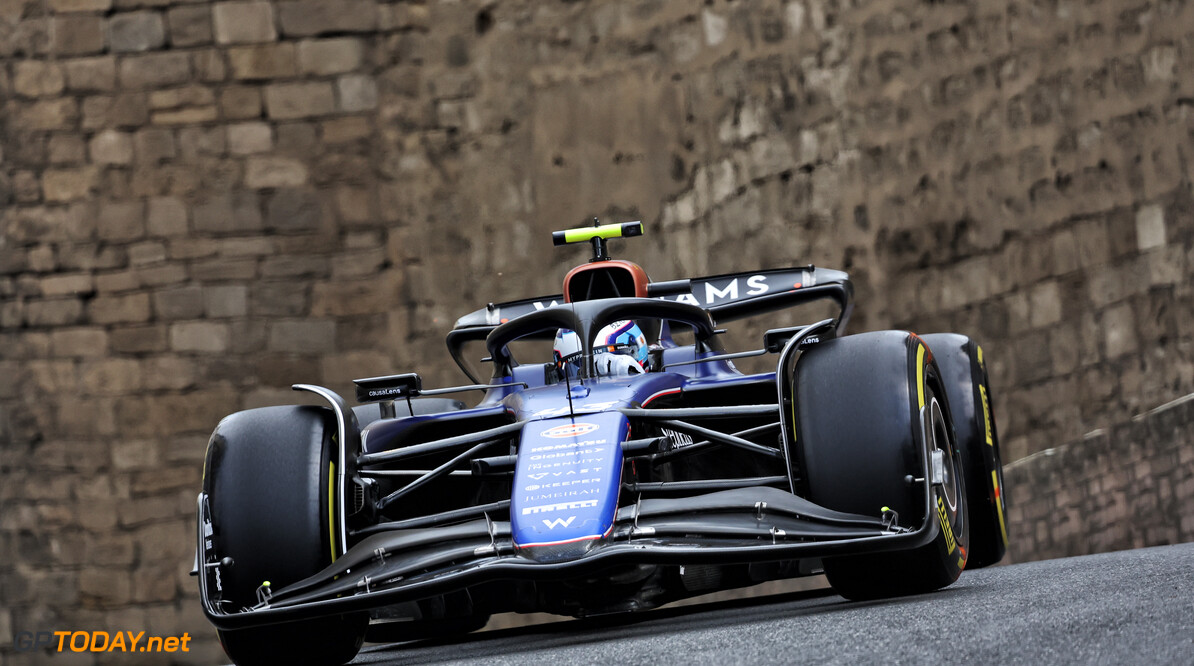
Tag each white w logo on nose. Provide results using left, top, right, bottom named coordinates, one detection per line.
left=542, top=516, right=576, bottom=530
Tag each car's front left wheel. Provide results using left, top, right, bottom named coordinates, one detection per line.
left=920, top=333, right=1007, bottom=568
left=794, top=331, right=970, bottom=600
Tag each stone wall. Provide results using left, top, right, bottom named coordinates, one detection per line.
left=1005, top=392, right=1194, bottom=562
left=1, top=0, right=1192, bottom=662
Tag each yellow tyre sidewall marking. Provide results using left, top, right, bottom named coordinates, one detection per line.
left=920, top=339, right=962, bottom=567
left=937, top=496, right=957, bottom=555
left=992, top=469, right=1009, bottom=547
left=916, top=343, right=925, bottom=410
left=328, top=460, right=337, bottom=563
left=976, top=345, right=1008, bottom=547
left=980, top=385, right=993, bottom=447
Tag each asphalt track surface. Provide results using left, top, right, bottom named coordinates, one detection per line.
left=351, top=542, right=1194, bottom=665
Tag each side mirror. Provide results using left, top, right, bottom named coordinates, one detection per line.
left=353, top=373, right=422, bottom=403
left=763, top=326, right=804, bottom=353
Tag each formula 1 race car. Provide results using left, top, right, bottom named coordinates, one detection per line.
left=195, top=222, right=1008, bottom=665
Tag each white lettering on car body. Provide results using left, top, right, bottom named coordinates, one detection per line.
left=705, top=280, right=738, bottom=302
left=663, top=274, right=776, bottom=305
left=524, top=477, right=603, bottom=491
left=521, top=500, right=599, bottom=515
left=524, top=489, right=599, bottom=502
left=528, top=439, right=607, bottom=453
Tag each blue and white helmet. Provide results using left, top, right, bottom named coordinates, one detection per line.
left=554, top=320, right=649, bottom=376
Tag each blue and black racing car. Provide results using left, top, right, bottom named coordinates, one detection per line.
left=195, top=222, right=1008, bottom=665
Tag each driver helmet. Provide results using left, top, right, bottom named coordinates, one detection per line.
left=554, top=320, right=649, bottom=377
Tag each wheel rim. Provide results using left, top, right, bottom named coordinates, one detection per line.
left=928, top=396, right=961, bottom=515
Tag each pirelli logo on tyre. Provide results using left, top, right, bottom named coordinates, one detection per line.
left=980, top=385, right=993, bottom=446
left=541, top=422, right=600, bottom=439
left=937, top=496, right=957, bottom=554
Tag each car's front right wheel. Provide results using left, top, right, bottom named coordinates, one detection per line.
left=203, top=405, right=366, bottom=666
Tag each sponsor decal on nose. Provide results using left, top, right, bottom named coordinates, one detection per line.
left=541, top=422, right=600, bottom=438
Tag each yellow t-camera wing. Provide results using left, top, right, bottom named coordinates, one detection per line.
left=551, top=221, right=643, bottom=246
left=552, top=221, right=643, bottom=261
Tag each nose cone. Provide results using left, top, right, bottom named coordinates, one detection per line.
left=510, top=413, right=628, bottom=561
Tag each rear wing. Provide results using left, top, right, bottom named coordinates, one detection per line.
left=647, top=266, right=853, bottom=326
left=447, top=266, right=853, bottom=382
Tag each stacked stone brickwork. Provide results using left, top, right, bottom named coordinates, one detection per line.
left=1005, top=393, right=1194, bottom=562
left=1, top=0, right=1192, bottom=661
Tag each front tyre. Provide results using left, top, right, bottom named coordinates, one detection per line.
left=217, top=615, right=367, bottom=666
left=921, top=333, right=1008, bottom=568
left=203, top=405, right=366, bottom=666
left=795, top=331, right=969, bottom=600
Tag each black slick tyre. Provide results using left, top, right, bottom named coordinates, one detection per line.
left=203, top=405, right=366, bottom=666
left=367, top=589, right=490, bottom=643
left=920, top=333, right=1008, bottom=568
left=217, top=614, right=366, bottom=666
left=794, top=331, right=969, bottom=600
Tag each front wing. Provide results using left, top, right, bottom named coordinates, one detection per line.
left=198, top=480, right=940, bottom=630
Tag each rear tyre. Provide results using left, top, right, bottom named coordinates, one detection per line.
left=921, top=333, right=1008, bottom=568
left=204, top=405, right=366, bottom=666
left=367, top=610, right=491, bottom=643
left=795, top=331, right=969, bottom=600
left=367, top=590, right=490, bottom=643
